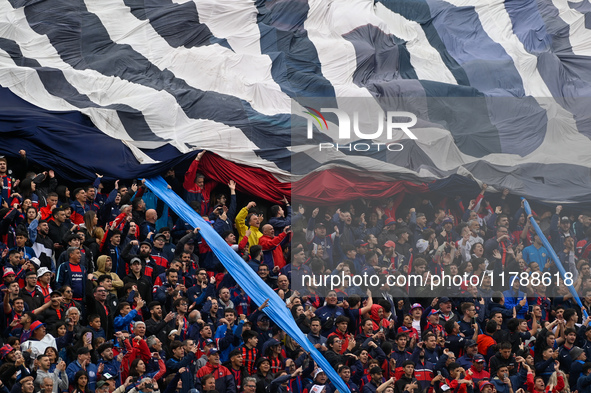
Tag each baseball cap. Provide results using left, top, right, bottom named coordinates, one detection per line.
left=130, top=257, right=142, bottom=265
left=37, top=267, right=51, bottom=278
left=428, top=309, right=440, bottom=317
left=314, top=222, right=326, bottom=229
left=479, top=381, right=494, bottom=391
left=416, top=239, right=429, bottom=253
left=474, top=354, right=485, bottom=363
left=354, top=239, right=369, bottom=247
left=30, top=320, right=45, bottom=332
left=443, top=217, right=453, bottom=224
left=3, top=267, right=15, bottom=277
left=204, top=339, right=215, bottom=346
left=314, top=368, right=326, bottom=378
left=153, top=233, right=166, bottom=242
left=464, top=339, right=477, bottom=348
left=561, top=216, right=571, bottom=223
left=410, top=303, right=423, bottom=311
left=96, top=381, right=108, bottom=389
left=207, top=348, right=219, bottom=356
left=0, top=344, right=14, bottom=359
left=384, top=240, right=396, bottom=248
left=439, top=297, right=452, bottom=304
left=168, top=329, right=179, bottom=337
left=257, top=314, right=270, bottom=322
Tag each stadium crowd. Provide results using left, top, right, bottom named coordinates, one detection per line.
left=1, top=150, right=591, bottom=393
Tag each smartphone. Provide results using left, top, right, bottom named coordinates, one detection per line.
left=528, top=305, right=534, bottom=313
left=303, top=358, right=310, bottom=369
left=472, top=317, right=477, bottom=324
left=437, top=371, right=442, bottom=376
left=85, top=332, right=92, bottom=340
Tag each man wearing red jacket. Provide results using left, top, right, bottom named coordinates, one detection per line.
left=196, top=348, right=236, bottom=393
left=259, top=224, right=291, bottom=269
left=183, top=150, right=217, bottom=215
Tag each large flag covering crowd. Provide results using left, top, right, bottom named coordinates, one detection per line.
left=1, top=1, right=591, bottom=393
left=0, top=0, right=591, bottom=202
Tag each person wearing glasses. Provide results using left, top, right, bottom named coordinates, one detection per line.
left=241, top=377, right=257, bottom=393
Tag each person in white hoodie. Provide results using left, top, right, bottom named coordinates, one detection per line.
left=21, top=321, right=57, bottom=357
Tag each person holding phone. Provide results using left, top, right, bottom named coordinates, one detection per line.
left=490, top=366, right=514, bottom=393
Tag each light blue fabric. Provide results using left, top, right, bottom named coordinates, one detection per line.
left=144, top=176, right=350, bottom=393
left=522, top=198, right=588, bottom=319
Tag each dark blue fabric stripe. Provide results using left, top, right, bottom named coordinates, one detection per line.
left=0, top=86, right=193, bottom=182
left=9, top=0, right=292, bottom=170
left=122, top=0, right=231, bottom=50
left=504, top=0, right=552, bottom=55
left=342, top=24, right=418, bottom=84
left=532, top=0, right=591, bottom=140
left=0, top=37, right=159, bottom=142
left=425, top=0, right=525, bottom=96
left=255, top=0, right=337, bottom=100
left=377, top=0, right=470, bottom=86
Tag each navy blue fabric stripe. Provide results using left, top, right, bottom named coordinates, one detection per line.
left=531, top=0, right=591, bottom=140
left=122, top=0, right=231, bottom=49
left=342, top=25, right=418, bottom=84
left=0, top=37, right=160, bottom=142
left=504, top=0, right=552, bottom=55
left=9, top=0, right=292, bottom=170
left=0, top=86, right=193, bottom=182
left=377, top=0, right=470, bottom=86
left=425, top=0, right=525, bottom=96
left=255, top=0, right=337, bottom=100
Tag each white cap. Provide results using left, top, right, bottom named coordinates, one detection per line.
left=37, top=267, right=51, bottom=278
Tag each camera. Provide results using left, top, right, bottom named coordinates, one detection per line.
left=144, top=383, right=154, bottom=390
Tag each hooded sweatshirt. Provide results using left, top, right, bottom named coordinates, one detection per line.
left=93, top=255, right=124, bottom=294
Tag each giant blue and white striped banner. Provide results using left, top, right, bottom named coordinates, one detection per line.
left=1, top=0, right=591, bottom=202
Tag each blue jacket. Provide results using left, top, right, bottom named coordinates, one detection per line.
left=215, top=321, right=245, bottom=363
left=66, top=360, right=98, bottom=391
left=578, top=373, right=591, bottom=393
left=502, top=288, right=527, bottom=319
left=114, top=309, right=142, bottom=332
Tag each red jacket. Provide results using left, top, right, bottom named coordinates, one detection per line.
left=196, top=362, right=236, bottom=393
left=259, top=232, right=289, bottom=268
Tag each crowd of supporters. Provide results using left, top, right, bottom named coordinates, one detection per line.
left=1, top=150, right=591, bottom=393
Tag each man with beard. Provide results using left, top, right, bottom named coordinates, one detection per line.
left=145, top=302, right=175, bottom=342
left=47, top=208, right=69, bottom=258
left=122, top=257, right=152, bottom=302
left=34, top=355, right=67, bottom=393
left=187, top=269, right=216, bottom=310
left=122, top=240, right=162, bottom=282
left=20, top=270, right=44, bottom=310
left=85, top=285, right=115, bottom=338
left=316, top=291, right=345, bottom=336
left=33, top=220, right=54, bottom=272
left=97, top=343, right=121, bottom=386
left=56, top=248, right=86, bottom=301
left=154, top=269, right=184, bottom=305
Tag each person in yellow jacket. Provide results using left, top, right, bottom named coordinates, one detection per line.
left=235, top=201, right=263, bottom=247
